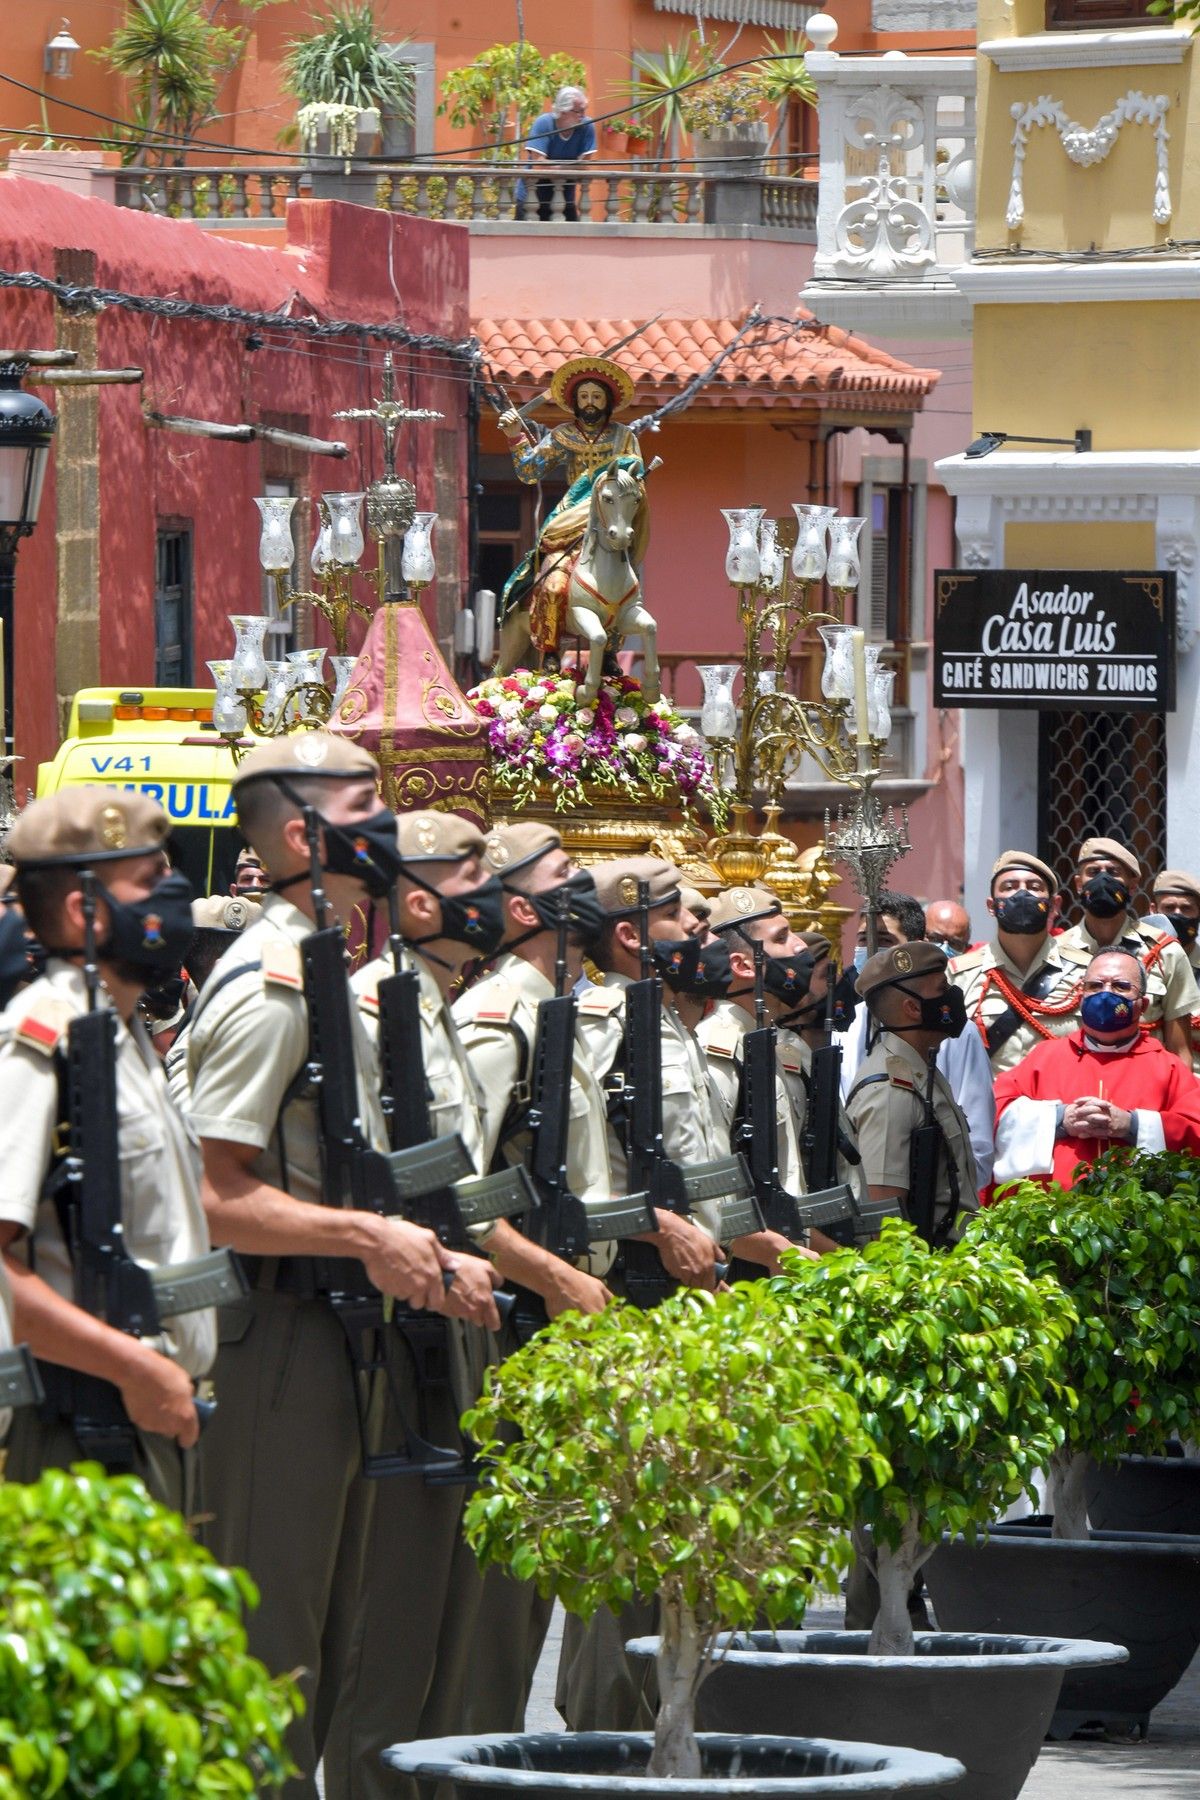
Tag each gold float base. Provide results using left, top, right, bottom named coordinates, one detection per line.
left=492, top=785, right=716, bottom=887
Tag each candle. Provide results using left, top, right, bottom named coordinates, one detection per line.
left=851, top=628, right=870, bottom=748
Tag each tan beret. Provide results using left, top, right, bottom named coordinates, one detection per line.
left=1077, top=836, right=1139, bottom=883
left=802, top=931, right=833, bottom=960
left=484, top=822, right=561, bottom=878
left=191, top=894, right=262, bottom=932
left=396, top=810, right=487, bottom=863
left=680, top=884, right=712, bottom=921
left=592, top=857, right=681, bottom=917
left=8, top=789, right=171, bottom=869
left=232, top=731, right=378, bottom=790
left=990, top=850, right=1059, bottom=894
left=856, top=939, right=947, bottom=999
left=708, top=884, right=783, bottom=934
left=1151, top=869, right=1200, bottom=907
left=234, top=845, right=266, bottom=871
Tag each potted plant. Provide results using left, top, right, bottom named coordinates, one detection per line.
left=438, top=41, right=588, bottom=160
left=680, top=70, right=770, bottom=167
left=0, top=1464, right=298, bottom=1794
left=926, top=1152, right=1200, bottom=1737
left=383, top=1284, right=965, bottom=1796
left=618, top=37, right=714, bottom=163
left=283, top=2, right=413, bottom=181
left=632, top=1223, right=1124, bottom=1800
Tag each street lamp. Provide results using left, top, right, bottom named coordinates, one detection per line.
left=0, top=361, right=57, bottom=755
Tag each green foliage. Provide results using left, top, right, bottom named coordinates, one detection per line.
left=619, top=36, right=715, bottom=159
left=93, top=0, right=264, bottom=166
left=282, top=3, right=414, bottom=114
left=464, top=1285, right=884, bottom=1639
left=755, top=33, right=816, bottom=111
left=438, top=43, right=589, bottom=156
left=0, top=1466, right=299, bottom=1798
left=679, top=72, right=767, bottom=137
left=970, top=1152, right=1200, bottom=1462
left=776, top=1220, right=1076, bottom=1550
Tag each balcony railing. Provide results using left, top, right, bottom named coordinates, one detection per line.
left=112, top=159, right=817, bottom=236
left=801, top=38, right=976, bottom=335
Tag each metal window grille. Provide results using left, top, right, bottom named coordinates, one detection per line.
left=1037, top=709, right=1167, bottom=912
left=154, top=525, right=192, bottom=685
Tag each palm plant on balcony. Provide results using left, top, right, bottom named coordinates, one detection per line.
left=283, top=3, right=414, bottom=165
left=755, top=32, right=816, bottom=168
left=619, top=36, right=715, bottom=163
left=94, top=0, right=252, bottom=167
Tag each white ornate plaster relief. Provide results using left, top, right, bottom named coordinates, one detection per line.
left=1006, top=91, right=1171, bottom=232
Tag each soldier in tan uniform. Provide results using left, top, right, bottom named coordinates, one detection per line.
left=453, top=821, right=618, bottom=1735
left=949, top=851, right=1081, bottom=1075
left=326, top=809, right=510, bottom=1800
left=187, top=733, right=498, bottom=1795
left=164, top=893, right=261, bottom=1110
left=0, top=790, right=216, bottom=1506
left=1056, top=836, right=1199, bottom=1064
left=845, top=941, right=978, bottom=1242
left=696, top=886, right=822, bottom=1237
left=1151, top=869, right=1200, bottom=1072
left=777, top=934, right=870, bottom=1215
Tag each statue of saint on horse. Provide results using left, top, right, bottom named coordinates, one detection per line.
left=495, top=355, right=660, bottom=700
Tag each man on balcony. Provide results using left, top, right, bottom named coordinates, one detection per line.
left=522, top=85, right=596, bottom=221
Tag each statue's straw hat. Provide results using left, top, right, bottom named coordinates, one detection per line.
left=548, top=356, right=635, bottom=416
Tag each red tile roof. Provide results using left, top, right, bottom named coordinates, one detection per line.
left=475, top=309, right=939, bottom=414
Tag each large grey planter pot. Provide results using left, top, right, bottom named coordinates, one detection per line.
left=382, top=1731, right=965, bottom=1798
left=925, top=1523, right=1200, bottom=1738
left=627, top=1631, right=1123, bottom=1800
left=1086, top=1450, right=1200, bottom=1535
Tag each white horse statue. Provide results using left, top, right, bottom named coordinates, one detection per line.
left=495, top=457, right=662, bottom=705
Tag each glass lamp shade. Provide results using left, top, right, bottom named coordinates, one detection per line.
left=698, top=663, right=740, bottom=740
left=207, top=660, right=246, bottom=734
left=0, top=370, right=57, bottom=531
left=254, top=495, right=297, bottom=574
left=869, top=666, right=896, bottom=741
left=311, top=519, right=333, bottom=577
left=401, top=512, right=438, bottom=586
left=721, top=507, right=764, bottom=586
left=261, top=659, right=292, bottom=730
left=287, top=646, right=327, bottom=687
left=228, top=615, right=269, bottom=692
left=323, top=492, right=366, bottom=567
left=757, top=518, right=786, bottom=593
left=791, top=505, right=836, bottom=582
left=330, top=655, right=357, bottom=711
left=819, top=624, right=856, bottom=703
left=827, top=515, right=867, bottom=590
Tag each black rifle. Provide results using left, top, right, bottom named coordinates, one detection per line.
left=296, top=815, right=492, bottom=1480
left=908, top=1049, right=960, bottom=1249
left=728, top=941, right=857, bottom=1281
left=38, top=874, right=244, bottom=1469
left=512, top=891, right=654, bottom=1339
left=798, top=969, right=867, bottom=1248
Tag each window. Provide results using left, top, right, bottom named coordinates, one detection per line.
left=856, top=458, right=925, bottom=645
left=1038, top=710, right=1166, bottom=900
left=1045, top=0, right=1156, bottom=29
left=155, top=525, right=192, bottom=685
left=261, top=479, right=297, bottom=654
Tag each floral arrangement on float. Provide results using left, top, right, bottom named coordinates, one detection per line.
left=468, top=668, right=724, bottom=820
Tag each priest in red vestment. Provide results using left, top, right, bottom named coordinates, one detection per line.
left=994, top=948, right=1200, bottom=1188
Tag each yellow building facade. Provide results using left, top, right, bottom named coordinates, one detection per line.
left=936, top=0, right=1200, bottom=924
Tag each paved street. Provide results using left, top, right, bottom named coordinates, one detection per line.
left=525, top=1603, right=1200, bottom=1797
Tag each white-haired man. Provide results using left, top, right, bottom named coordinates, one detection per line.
left=524, top=85, right=596, bottom=220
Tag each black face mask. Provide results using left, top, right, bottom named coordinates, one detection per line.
left=891, top=982, right=967, bottom=1039
left=1081, top=872, right=1129, bottom=920
left=830, top=965, right=860, bottom=1030
left=319, top=806, right=405, bottom=901
left=0, top=907, right=35, bottom=1008
left=519, top=872, right=606, bottom=946
left=762, top=949, right=815, bottom=1006
left=1163, top=912, right=1199, bottom=949
left=994, top=889, right=1051, bottom=936
left=684, top=936, right=734, bottom=999
left=407, top=870, right=506, bottom=959
left=95, top=870, right=196, bottom=976
left=650, top=935, right=703, bottom=992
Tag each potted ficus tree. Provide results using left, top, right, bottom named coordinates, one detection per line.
left=0, top=1464, right=298, bottom=1795
left=926, top=1152, right=1200, bottom=1737
left=638, top=1223, right=1126, bottom=1800
left=383, top=1283, right=966, bottom=1797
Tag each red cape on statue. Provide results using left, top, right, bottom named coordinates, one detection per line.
left=993, top=1030, right=1200, bottom=1189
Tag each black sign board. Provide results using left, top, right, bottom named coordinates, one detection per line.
left=933, top=570, right=1175, bottom=712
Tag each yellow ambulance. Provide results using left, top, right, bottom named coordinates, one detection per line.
left=37, top=687, right=244, bottom=895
